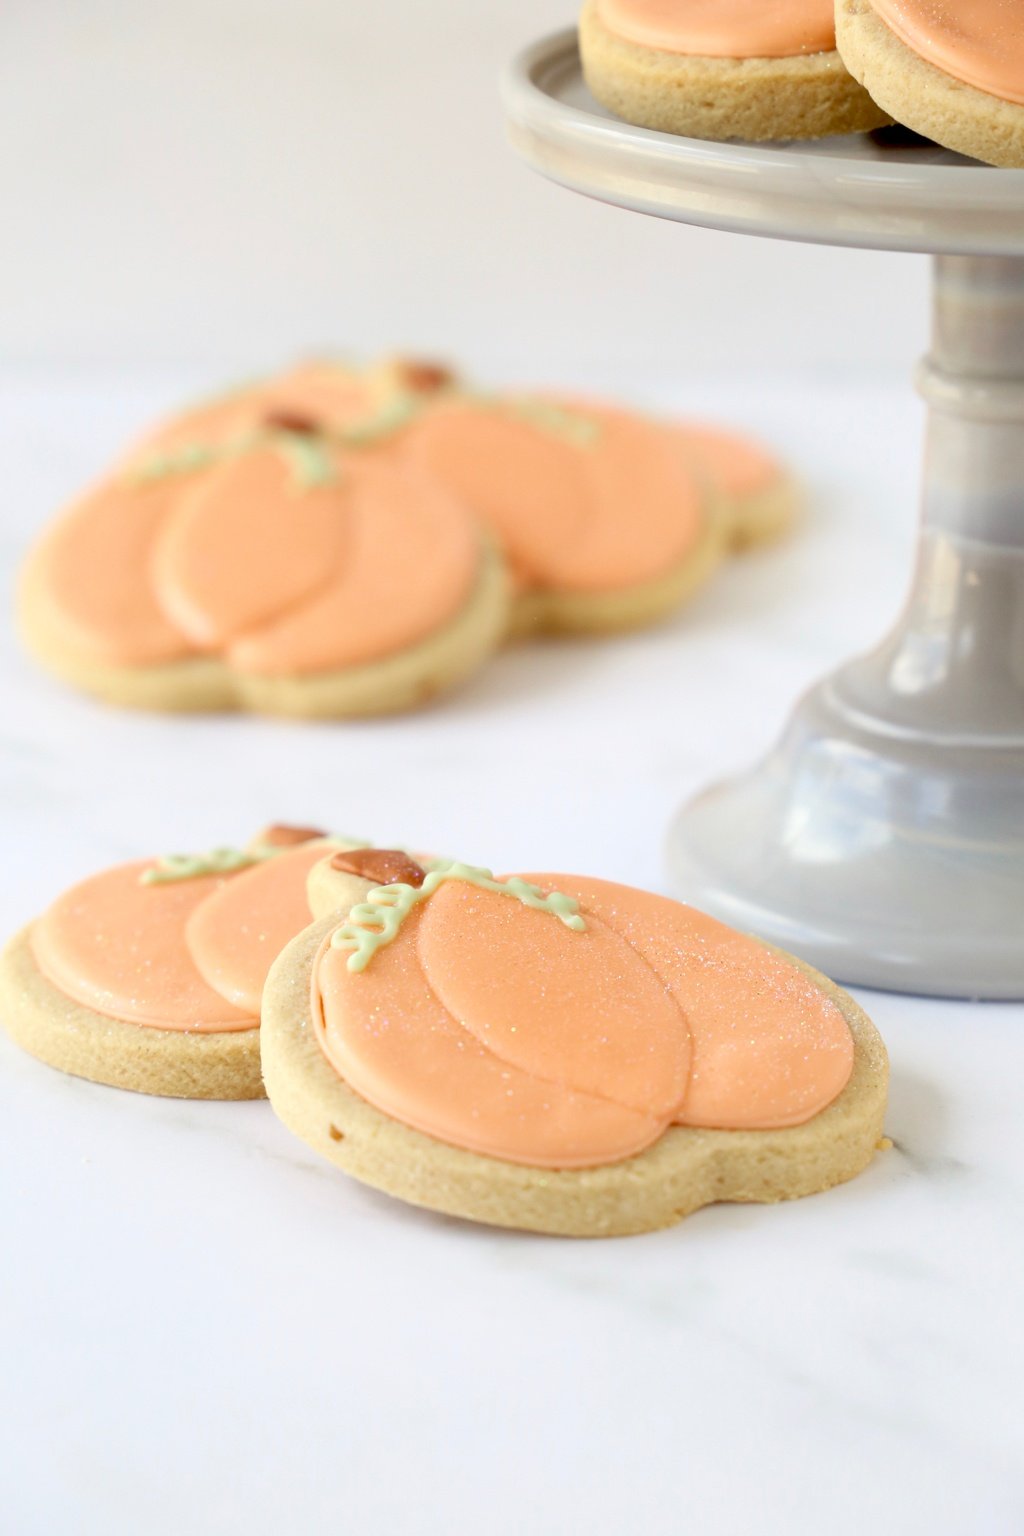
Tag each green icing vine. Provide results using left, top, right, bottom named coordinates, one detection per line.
left=272, top=430, right=337, bottom=488
left=337, top=392, right=422, bottom=446
left=140, top=831, right=361, bottom=885
left=330, top=859, right=586, bottom=973
left=131, top=442, right=222, bottom=480
left=140, top=843, right=281, bottom=885
left=128, top=426, right=339, bottom=491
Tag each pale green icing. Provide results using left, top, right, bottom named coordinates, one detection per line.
left=330, top=859, right=586, bottom=973
left=337, top=392, right=422, bottom=446
left=140, top=831, right=361, bottom=886
left=273, top=431, right=337, bottom=488
left=130, top=442, right=222, bottom=481
left=508, top=397, right=601, bottom=446
left=128, top=426, right=339, bottom=491
left=140, top=844, right=280, bottom=885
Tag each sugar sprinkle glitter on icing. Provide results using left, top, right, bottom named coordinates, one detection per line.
left=331, top=859, right=586, bottom=973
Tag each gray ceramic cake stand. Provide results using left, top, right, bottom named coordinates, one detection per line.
left=503, top=30, right=1024, bottom=1000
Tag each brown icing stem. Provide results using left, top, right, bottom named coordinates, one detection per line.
left=329, top=849, right=426, bottom=887
left=386, top=359, right=455, bottom=395
left=263, top=410, right=323, bottom=436
left=259, top=824, right=329, bottom=848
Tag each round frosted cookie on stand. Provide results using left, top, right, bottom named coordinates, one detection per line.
left=836, top=1, right=1024, bottom=168
left=261, top=849, right=889, bottom=1237
left=19, top=413, right=509, bottom=718
left=580, top=0, right=892, bottom=141
left=0, top=826, right=363, bottom=1100
left=401, top=393, right=726, bottom=636
left=675, top=423, right=800, bottom=549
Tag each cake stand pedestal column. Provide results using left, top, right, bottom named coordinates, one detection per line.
left=668, top=255, right=1024, bottom=998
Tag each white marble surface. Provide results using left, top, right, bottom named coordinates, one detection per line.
left=1, top=369, right=1022, bottom=1535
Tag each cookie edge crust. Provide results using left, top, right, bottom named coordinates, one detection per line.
left=509, top=501, right=726, bottom=637
left=0, top=924, right=265, bottom=1100
left=835, top=0, right=1024, bottom=169
left=260, top=914, right=889, bottom=1238
left=579, top=0, right=892, bottom=142
left=18, top=535, right=508, bottom=718
left=726, top=471, right=801, bottom=551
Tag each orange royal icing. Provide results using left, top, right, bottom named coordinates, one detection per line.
left=35, top=442, right=481, bottom=677
left=31, top=837, right=338, bottom=1032
left=597, top=0, right=837, bottom=58
left=676, top=425, right=782, bottom=501
left=26, top=478, right=199, bottom=667
left=313, top=873, right=855, bottom=1168
left=186, top=843, right=333, bottom=1014
left=31, top=861, right=256, bottom=1032
left=404, top=399, right=705, bottom=595
left=870, top=0, right=1024, bottom=107
left=151, top=445, right=350, bottom=648
left=225, top=459, right=479, bottom=676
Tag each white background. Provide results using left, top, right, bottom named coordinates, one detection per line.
left=2, top=0, right=927, bottom=381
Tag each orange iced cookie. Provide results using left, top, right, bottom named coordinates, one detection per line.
left=580, top=0, right=890, bottom=143
left=402, top=394, right=725, bottom=634
left=19, top=402, right=508, bottom=717
left=0, top=826, right=360, bottom=1099
left=836, top=1, right=1024, bottom=168
left=675, top=423, right=800, bottom=549
left=262, top=852, right=889, bottom=1235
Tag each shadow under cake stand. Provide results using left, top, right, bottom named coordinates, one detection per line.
left=503, top=30, right=1024, bottom=1000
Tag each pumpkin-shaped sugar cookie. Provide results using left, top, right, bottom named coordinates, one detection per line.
left=20, top=418, right=508, bottom=717
left=262, top=852, right=889, bottom=1236
left=0, top=827, right=362, bottom=1099
left=401, top=394, right=726, bottom=635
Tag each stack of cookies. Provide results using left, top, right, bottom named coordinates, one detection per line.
left=19, top=356, right=799, bottom=719
left=581, top=0, right=1024, bottom=169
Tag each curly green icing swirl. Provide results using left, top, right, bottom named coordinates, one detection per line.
left=140, top=832, right=361, bottom=885
left=330, top=859, right=586, bottom=973
left=140, top=844, right=280, bottom=885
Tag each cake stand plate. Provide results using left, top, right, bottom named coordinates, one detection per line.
left=503, top=32, right=1024, bottom=999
